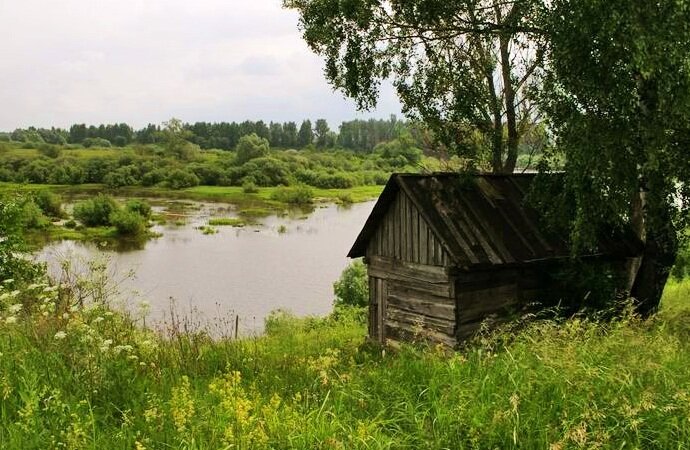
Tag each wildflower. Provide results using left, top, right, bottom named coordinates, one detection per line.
left=8, top=304, right=22, bottom=314
left=170, top=376, right=195, bottom=432
left=5, top=316, right=17, bottom=324
left=62, top=313, right=70, bottom=320
left=54, top=331, right=67, bottom=340
left=42, top=312, right=49, bottom=317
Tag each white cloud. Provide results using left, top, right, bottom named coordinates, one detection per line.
left=0, top=0, right=401, bottom=130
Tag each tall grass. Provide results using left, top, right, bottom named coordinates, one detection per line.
left=1, top=274, right=689, bottom=448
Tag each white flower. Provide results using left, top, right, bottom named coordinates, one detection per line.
left=62, top=313, right=70, bottom=320
left=42, top=311, right=49, bottom=317
left=54, top=331, right=67, bottom=340
left=5, top=316, right=17, bottom=324
left=9, top=304, right=22, bottom=314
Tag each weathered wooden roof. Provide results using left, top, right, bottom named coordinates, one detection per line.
left=348, top=173, right=642, bottom=269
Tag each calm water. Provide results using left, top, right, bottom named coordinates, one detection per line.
left=37, top=200, right=375, bottom=335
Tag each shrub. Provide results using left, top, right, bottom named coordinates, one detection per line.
left=82, top=137, right=112, bottom=148
left=33, top=190, right=63, bottom=218
left=20, top=199, right=50, bottom=229
left=73, top=194, right=120, bottom=227
left=333, top=259, right=368, bottom=308
left=166, top=169, right=200, bottom=190
left=242, top=157, right=290, bottom=186
left=109, top=209, right=146, bottom=236
left=104, top=166, right=139, bottom=188
left=64, top=219, right=77, bottom=229
left=141, top=169, right=167, bottom=187
left=37, top=144, right=62, bottom=158
left=242, top=180, right=259, bottom=193
left=270, top=185, right=313, bottom=204
left=235, top=133, right=270, bottom=164
left=125, top=199, right=152, bottom=219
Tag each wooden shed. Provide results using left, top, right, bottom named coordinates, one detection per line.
left=348, top=173, right=642, bottom=347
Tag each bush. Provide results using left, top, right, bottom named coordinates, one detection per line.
left=166, top=169, right=200, bottom=190
left=73, top=194, right=120, bottom=227
left=37, top=144, right=62, bottom=159
left=33, top=190, right=63, bottom=218
left=104, top=166, right=139, bottom=188
left=109, top=209, right=146, bottom=236
left=236, top=133, right=270, bottom=164
left=125, top=199, right=152, bottom=219
left=242, top=180, right=259, bottom=193
left=270, top=185, right=313, bottom=204
left=141, top=169, right=167, bottom=187
left=333, top=259, right=368, bottom=308
left=82, top=137, right=112, bottom=148
left=20, top=199, right=50, bottom=229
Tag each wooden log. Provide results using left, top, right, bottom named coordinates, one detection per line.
left=388, top=283, right=456, bottom=305
left=386, top=294, right=456, bottom=322
left=369, top=255, right=449, bottom=279
left=385, top=320, right=457, bottom=347
left=386, top=305, right=455, bottom=335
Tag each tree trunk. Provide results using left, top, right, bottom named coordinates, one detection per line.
left=499, top=33, right=518, bottom=173
left=630, top=186, right=678, bottom=316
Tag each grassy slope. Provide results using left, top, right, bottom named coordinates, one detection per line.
left=1, top=277, right=689, bottom=449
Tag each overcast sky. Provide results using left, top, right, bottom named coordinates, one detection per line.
left=0, top=0, right=401, bottom=130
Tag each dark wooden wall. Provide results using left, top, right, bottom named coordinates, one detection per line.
left=367, top=256, right=456, bottom=346
left=366, top=192, right=450, bottom=267
left=455, top=268, right=542, bottom=340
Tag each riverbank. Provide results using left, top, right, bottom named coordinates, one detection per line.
left=1, top=274, right=689, bottom=448
left=0, top=182, right=383, bottom=210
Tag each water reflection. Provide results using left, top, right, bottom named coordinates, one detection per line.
left=37, top=200, right=375, bottom=335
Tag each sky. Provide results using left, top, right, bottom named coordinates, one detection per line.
left=0, top=0, right=402, bottom=130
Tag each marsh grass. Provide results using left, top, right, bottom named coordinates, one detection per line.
left=207, top=217, right=246, bottom=227
left=1, top=272, right=689, bottom=449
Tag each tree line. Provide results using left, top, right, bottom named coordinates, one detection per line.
left=0, top=116, right=413, bottom=153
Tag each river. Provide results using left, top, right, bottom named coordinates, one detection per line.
left=37, top=199, right=375, bottom=335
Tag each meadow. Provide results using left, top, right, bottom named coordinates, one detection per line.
left=1, top=260, right=689, bottom=449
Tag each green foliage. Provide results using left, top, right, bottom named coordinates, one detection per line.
left=37, top=143, right=62, bottom=158
left=235, top=133, right=270, bottom=164
left=124, top=199, right=152, bottom=219
left=671, top=236, right=690, bottom=280
left=33, top=190, right=63, bottom=218
left=82, top=137, right=112, bottom=148
left=20, top=199, right=50, bottom=230
left=166, top=169, right=200, bottom=190
left=0, top=196, right=45, bottom=283
left=160, top=118, right=199, bottom=160
left=1, top=265, right=690, bottom=448
left=270, top=185, right=313, bottom=204
left=73, top=194, right=120, bottom=227
left=109, top=209, right=147, bottom=236
left=333, top=259, right=368, bottom=308
left=242, top=180, right=259, bottom=194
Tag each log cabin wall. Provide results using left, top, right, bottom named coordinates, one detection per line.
left=365, top=191, right=456, bottom=346
left=454, top=267, right=544, bottom=340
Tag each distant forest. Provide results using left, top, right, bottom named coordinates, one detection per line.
left=0, top=116, right=418, bottom=153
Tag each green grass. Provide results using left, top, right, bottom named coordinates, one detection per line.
left=207, top=217, right=246, bottom=227
left=1, top=270, right=690, bottom=449
left=0, top=182, right=383, bottom=214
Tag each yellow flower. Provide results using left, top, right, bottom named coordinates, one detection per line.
left=170, top=376, right=195, bottom=433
